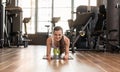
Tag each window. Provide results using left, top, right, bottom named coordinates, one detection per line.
left=37, top=0, right=97, bottom=33
left=19, top=0, right=97, bottom=34
left=37, top=0, right=52, bottom=33
left=53, top=0, right=71, bottom=33
left=90, top=0, right=97, bottom=6
left=18, top=0, right=35, bottom=34
left=37, top=0, right=71, bottom=33
left=73, top=0, right=97, bottom=20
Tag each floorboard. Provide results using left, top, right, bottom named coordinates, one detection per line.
left=0, top=45, right=120, bottom=72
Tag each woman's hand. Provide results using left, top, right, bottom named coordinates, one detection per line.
left=46, top=55, right=51, bottom=60
left=63, top=55, right=69, bottom=60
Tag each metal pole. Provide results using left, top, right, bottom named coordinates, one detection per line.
left=71, top=0, right=74, bottom=19
left=0, top=4, right=4, bottom=48
left=35, top=0, right=38, bottom=33
left=51, top=0, right=54, bottom=31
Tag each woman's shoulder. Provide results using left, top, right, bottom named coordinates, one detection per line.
left=63, top=35, right=68, bottom=38
left=46, top=36, right=53, bottom=44
left=63, top=35, right=70, bottom=41
left=63, top=35, right=70, bottom=45
left=47, top=36, right=52, bottom=41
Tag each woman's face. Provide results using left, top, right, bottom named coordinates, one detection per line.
left=53, top=30, right=63, bottom=41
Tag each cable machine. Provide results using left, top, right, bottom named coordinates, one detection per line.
left=0, top=0, right=10, bottom=48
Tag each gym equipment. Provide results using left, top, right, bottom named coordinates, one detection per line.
left=5, top=6, right=23, bottom=33
left=70, top=12, right=94, bottom=53
left=23, top=17, right=31, bottom=35
left=16, top=31, right=29, bottom=48
left=51, top=17, right=60, bottom=31
left=0, top=3, right=4, bottom=48
left=5, top=7, right=27, bottom=47
left=5, top=1, right=23, bottom=46
left=45, top=25, right=50, bottom=38
left=5, top=4, right=30, bottom=48
left=92, top=5, right=106, bottom=50
left=0, top=0, right=11, bottom=48
left=79, top=31, right=86, bottom=37
left=107, top=3, right=120, bottom=53
left=16, top=18, right=31, bottom=48
left=67, top=5, right=109, bottom=53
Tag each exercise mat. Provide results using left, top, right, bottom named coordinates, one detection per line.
left=43, top=55, right=73, bottom=60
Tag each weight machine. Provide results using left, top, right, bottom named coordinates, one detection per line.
left=107, top=3, right=120, bottom=53
left=0, top=0, right=11, bottom=48
left=104, top=3, right=120, bottom=53
left=16, top=17, right=31, bottom=48
left=0, top=0, right=30, bottom=48
left=67, top=5, right=107, bottom=53
left=70, top=12, right=95, bottom=53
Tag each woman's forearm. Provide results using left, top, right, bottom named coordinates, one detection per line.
left=46, top=47, right=51, bottom=56
left=65, top=47, right=69, bottom=56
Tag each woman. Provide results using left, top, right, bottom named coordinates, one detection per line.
left=46, top=26, right=70, bottom=60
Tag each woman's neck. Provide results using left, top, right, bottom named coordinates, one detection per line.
left=54, top=40, right=60, bottom=47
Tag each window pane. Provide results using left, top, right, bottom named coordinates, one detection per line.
left=37, top=0, right=52, bottom=33
left=54, top=0, right=71, bottom=7
left=74, top=0, right=88, bottom=8
left=19, top=0, right=97, bottom=34
left=37, top=0, right=97, bottom=33
left=37, top=0, right=71, bottom=33
left=56, top=22, right=69, bottom=34
left=54, top=8, right=71, bottom=21
left=73, top=0, right=97, bottom=20
left=37, top=22, right=52, bottom=32
left=90, top=0, right=97, bottom=6
left=22, top=9, right=31, bottom=17
left=19, top=0, right=31, bottom=8
left=38, top=8, right=51, bottom=21
left=39, top=0, right=52, bottom=7
left=18, top=0, right=35, bottom=34
left=53, top=0, right=71, bottom=33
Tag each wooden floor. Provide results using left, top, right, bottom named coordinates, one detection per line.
left=0, top=45, right=120, bottom=72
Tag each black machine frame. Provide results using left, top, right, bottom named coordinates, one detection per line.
left=67, top=5, right=108, bottom=53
